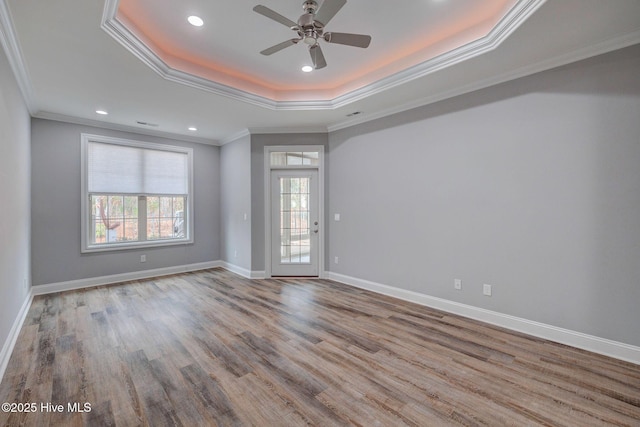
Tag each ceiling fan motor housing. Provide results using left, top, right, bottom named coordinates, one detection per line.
left=298, top=12, right=316, bottom=29
left=298, top=1, right=323, bottom=45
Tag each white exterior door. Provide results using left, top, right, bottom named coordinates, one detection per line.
left=270, top=169, right=319, bottom=276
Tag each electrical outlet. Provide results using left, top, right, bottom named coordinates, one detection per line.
left=334, top=256, right=339, bottom=264
left=483, top=284, right=492, bottom=296
left=454, top=279, right=462, bottom=290
left=140, top=254, right=146, bottom=263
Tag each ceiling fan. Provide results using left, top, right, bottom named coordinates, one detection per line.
left=253, top=0, right=372, bottom=70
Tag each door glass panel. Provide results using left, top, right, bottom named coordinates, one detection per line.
left=280, top=176, right=311, bottom=264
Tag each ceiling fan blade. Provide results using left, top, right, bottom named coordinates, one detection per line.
left=324, top=32, right=371, bottom=48
left=253, top=5, right=297, bottom=28
left=260, top=39, right=299, bottom=56
left=310, top=44, right=327, bottom=69
left=314, top=0, right=346, bottom=26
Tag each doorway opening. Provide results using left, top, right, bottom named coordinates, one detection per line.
left=264, top=147, right=324, bottom=278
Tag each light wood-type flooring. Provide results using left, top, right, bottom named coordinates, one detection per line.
left=1, top=268, right=639, bottom=426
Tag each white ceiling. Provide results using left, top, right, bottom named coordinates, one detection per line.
left=1, top=0, right=640, bottom=144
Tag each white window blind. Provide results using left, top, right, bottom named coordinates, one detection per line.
left=87, top=141, right=189, bottom=195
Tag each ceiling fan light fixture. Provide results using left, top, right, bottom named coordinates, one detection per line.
left=188, top=126, right=198, bottom=131
left=301, top=65, right=313, bottom=72
left=96, top=110, right=108, bottom=115
left=187, top=15, right=204, bottom=27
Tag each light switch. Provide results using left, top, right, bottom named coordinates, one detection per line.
left=334, top=213, right=340, bottom=221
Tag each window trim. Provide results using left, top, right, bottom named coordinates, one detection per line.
left=81, top=133, right=194, bottom=253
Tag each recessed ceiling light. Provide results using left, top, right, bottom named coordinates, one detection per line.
left=188, top=127, right=198, bottom=131
left=96, top=110, right=108, bottom=115
left=301, top=65, right=313, bottom=73
left=187, top=16, right=204, bottom=27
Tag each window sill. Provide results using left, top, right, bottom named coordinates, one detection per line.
left=81, top=238, right=193, bottom=254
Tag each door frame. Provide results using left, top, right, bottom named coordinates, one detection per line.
left=264, top=145, right=325, bottom=278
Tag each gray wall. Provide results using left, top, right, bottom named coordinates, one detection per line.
left=0, top=44, right=31, bottom=356
left=220, top=134, right=252, bottom=269
left=328, top=44, right=640, bottom=347
left=250, top=133, right=328, bottom=272
left=31, top=119, right=220, bottom=286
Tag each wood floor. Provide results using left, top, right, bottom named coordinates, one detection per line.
left=1, top=269, right=639, bottom=426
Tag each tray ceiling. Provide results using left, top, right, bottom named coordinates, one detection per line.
left=1, top=0, right=640, bottom=143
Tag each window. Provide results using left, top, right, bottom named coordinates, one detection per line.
left=81, top=134, right=193, bottom=252
left=270, top=151, right=319, bottom=167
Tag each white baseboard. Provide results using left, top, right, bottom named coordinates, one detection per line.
left=32, top=261, right=222, bottom=296
left=219, top=261, right=265, bottom=279
left=326, top=272, right=640, bottom=365
left=0, top=289, right=33, bottom=383
left=251, top=271, right=266, bottom=279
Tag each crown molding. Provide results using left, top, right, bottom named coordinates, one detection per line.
left=220, top=127, right=329, bottom=145
left=328, top=28, right=640, bottom=133
left=101, top=0, right=545, bottom=111
left=101, top=2, right=281, bottom=110
left=329, top=0, right=546, bottom=109
left=0, top=0, right=37, bottom=113
left=220, top=129, right=250, bottom=146
left=33, top=111, right=219, bottom=146
left=248, top=126, right=328, bottom=135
